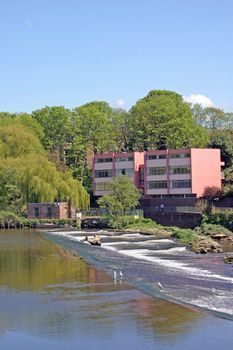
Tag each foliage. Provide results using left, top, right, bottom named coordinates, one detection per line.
left=195, top=223, right=232, bottom=236
left=209, top=132, right=233, bottom=168
left=98, top=175, right=141, bottom=227
left=32, top=106, right=72, bottom=160
left=110, top=109, right=132, bottom=151
left=0, top=169, right=22, bottom=211
left=0, top=124, right=44, bottom=158
left=0, top=122, right=89, bottom=211
left=203, top=186, right=223, bottom=199
left=0, top=211, right=24, bottom=228
left=73, top=101, right=116, bottom=153
left=0, top=113, right=44, bottom=141
left=204, top=209, right=233, bottom=231
left=192, top=104, right=233, bottom=131
left=168, top=226, right=199, bottom=243
left=195, top=199, right=208, bottom=214
left=129, top=90, right=209, bottom=150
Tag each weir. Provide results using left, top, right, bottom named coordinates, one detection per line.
left=44, top=228, right=233, bottom=320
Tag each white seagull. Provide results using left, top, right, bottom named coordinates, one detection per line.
left=157, top=282, right=163, bottom=290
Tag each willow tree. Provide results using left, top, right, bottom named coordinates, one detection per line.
left=9, top=156, right=90, bottom=209
left=0, top=122, right=89, bottom=210
left=0, top=124, right=45, bottom=158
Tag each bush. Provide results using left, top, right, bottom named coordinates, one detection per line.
left=168, top=227, right=198, bottom=243
left=198, top=221, right=233, bottom=235
left=205, top=209, right=233, bottom=231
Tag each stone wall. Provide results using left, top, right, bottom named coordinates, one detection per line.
left=144, top=212, right=201, bottom=229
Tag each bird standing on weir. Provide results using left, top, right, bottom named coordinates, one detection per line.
left=157, top=282, right=163, bottom=290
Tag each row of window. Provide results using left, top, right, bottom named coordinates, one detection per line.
left=147, top=153, right=190, bottom=160
left=147, top=166, right=191, bottom=176
left=95, top=180, right=191, bottom=191
left=95, top=170, right=113, bottom=178
left=34, top=207, right=53, bottom=218
left=95, top=153, right=190, bottom=163
left=116, top=168, right=134, bottom=177
left=95, top=183, right=111, bottom=191
left=95, top=166, right=191, bottom=179
left=147, top=180, right=191, bottom=189
left=95, top=156, right=134, bottom=163
left=95, top=169, right=134, bottom=178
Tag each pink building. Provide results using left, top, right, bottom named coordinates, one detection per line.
left=93, top=148, right=223, bottom=198
left=93, top=152, right=144, bottom=196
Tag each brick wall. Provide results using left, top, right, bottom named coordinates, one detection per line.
left=27, top=202, right=73, bottom=219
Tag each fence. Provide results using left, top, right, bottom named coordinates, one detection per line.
left=81, top=208, right=144, bottom=218
left=144, top=206, right=200, bottom=214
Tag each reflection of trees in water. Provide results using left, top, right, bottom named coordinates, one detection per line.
left=0, top=230, right=202, bottom=341
left=0, top=230, right=105, bottom=290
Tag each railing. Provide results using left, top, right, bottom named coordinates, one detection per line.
left=145, top=206, right=200, bottom=214
left=81, top=208, right=144, bottom=218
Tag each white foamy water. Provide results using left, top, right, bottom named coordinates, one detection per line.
left=118, top=249, right=233, bottom=284
left=154, top=247, right=187, bottom=254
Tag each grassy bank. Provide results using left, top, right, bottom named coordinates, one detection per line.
left=117, top=218, right=233, bottom=252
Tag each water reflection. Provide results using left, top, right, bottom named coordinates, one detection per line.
left=0, top=230, right=231, bottom=349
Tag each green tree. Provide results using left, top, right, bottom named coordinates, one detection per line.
left=192, top=105, right=232, bottom=132
left=0, top=169, right=22, bottom=211
left=129, top=90, right=209, bottom=150
left=32, top=106, right=72, bottom=163
left=0, top=122, right=89, bottom=210
left=209, top=132, right=233, bottom=168
left=98, top=175, right=141, bottom=225
left=110, top=108, right=132, bottom=151
left=67, top=101, right=117, bottom=188
left=0, top=124, right=44, bottom=158
left=0, top=113, right=44, bottom=142
left=73, top=101, right=116, bottom=153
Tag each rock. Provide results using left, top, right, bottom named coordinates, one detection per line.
left=84, top=234, right=101, bottom=246
left=192, top=236, right=223, bottom=254
left=210, top=233, right=228, bottom=240
left=224, top=256, right=233, bottom=264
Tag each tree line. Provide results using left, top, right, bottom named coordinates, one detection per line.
left=0, top=89, right=233, bottom=216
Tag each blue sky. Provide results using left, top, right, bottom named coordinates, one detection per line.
left=1, top=0, right=233, bottom=112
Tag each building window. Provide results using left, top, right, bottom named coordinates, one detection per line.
left=115, top=156, right=133, bottom=162
left=147, top=154, right=166, bottom=160
left=147, top=167, right=166, bottom=176
left=169, top=153, right=190, bottom=159
left=170, top=180, right=191, bottom=189
left=115, top=168, right=134, bottom=177
left=95, top=157, right=112, bottom=163
left=34, top=207, right=39, bottom=218
left=47, top=207, right=52, bottom=218
left=139, top=167, right=144, bottom=186
left=96, top=183, right=111, bottom=191
left=95, top=170, right=113, bottom=178
left=169, top=166, right=191, bottom=174
left=147, top=181, right=167, bottom=189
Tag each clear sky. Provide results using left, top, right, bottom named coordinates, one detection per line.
left=1, top=0, right=233, bottom=113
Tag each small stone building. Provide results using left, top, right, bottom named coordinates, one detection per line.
left=27, top=202, right=75, bottom=220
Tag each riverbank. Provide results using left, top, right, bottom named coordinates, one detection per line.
left=117, top=219, right=233, bottom=254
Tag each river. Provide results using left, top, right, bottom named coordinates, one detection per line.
left=0, top=229, right=233, bottom=349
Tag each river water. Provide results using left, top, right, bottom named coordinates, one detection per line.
left=0, top=229, right=233, bottom=350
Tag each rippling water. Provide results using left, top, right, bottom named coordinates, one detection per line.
left=0, top=229, right=233, bottom=350
left=45, top=229, right=233, bottom=319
